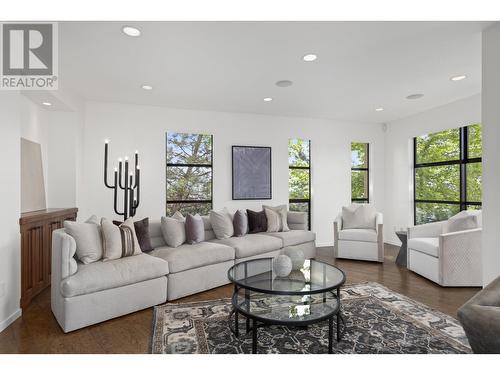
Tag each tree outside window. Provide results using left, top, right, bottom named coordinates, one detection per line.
left=351, top=143, right=369, bottom=203
left=289, top=139, right=311, bottom=229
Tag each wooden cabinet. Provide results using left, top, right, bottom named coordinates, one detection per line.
left=19, top=208, right=78, bottom=309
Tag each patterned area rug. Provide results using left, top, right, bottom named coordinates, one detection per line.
left=150, top=282, right=471, bottom=354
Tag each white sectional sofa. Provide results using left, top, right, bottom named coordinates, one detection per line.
left=51, top=211, right=315, bottom=332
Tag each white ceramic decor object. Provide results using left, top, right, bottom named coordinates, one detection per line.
left=283, top=248, right=305, bottom=270
left=273, top=255, right=292, bottom=277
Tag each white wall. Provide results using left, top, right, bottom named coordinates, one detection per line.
left=482, top=24, right=500, bottom=286
left=384, top=95, right=481, bottom=245
left=0, top=92, right=21, bottom=332
left=80, top=101, right=385, bottom=246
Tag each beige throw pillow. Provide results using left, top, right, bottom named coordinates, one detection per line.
left=342, top=204, right=376, bottom=229
left=101, top=218, right=142, bottom=261
left=210, top=208, right=234, bottom=239
left=160, top=211, right=186, bottom=248
left=265, top=208, right=281, bottom=232
left=64, top=215, right=103, bottom=264
left=262, top=204, right=290, bottom=232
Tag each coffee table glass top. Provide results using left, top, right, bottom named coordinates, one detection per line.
left=228, top=258, right=345, bottom=295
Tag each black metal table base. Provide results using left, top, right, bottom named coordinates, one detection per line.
left=229, top=307, right=345, bottom=354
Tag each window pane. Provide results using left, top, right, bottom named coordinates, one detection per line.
left=415, top=165, right=460, bottom=201
left=167, top=166, right=212, bottom=201
left=467, top=204, right=482, bottom=211
left=289, top=202, right=309, bottom=213
left=416, top=129, right=460, bottom=164
left=351, top=170, right=368, bottom=199
left=167, top=133, right=212, bottom=165
left=167, top=202, right=212, bottom=216
left=289, top=139, right=310, bottom=167
left=468, top=123, right=482, bottom=158
left=289, top=169, right=310, bottom=199
left=351, top=143, right=368, bottom=168
left=415, top=203, right=460, bottom=225
left=466, top=162, right=482, bottom=202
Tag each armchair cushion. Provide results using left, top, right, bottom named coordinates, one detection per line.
left=341, top=204, right=376, bottom=229
left=408, top=237, right=439, bottom=258
left=338, top=228, right=377, bottom=242
left=444, top=210, right=482, bottom=234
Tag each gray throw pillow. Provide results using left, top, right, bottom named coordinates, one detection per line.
left=445, top=210, right=481, bottom=233
left=265, top=208, right=280, bottom=233
left=101, top=218, right=142, bottom=261
left=64, top=215, right=103, bottom=264
left=186, top=214, right=205, bottom=244
left=262, top=205, right=290, bottom=232
left=160, top=211, right=186, bottom=248
left=233, top=209, right=248, bottom=237
left=342, top=204, right=376, bottom=229
left=210, top=208, right=234, bottom=239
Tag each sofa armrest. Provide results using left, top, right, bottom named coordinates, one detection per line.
left=439, top=228, right=482, bottom=286
left=375, top=212, right=383, bottom=233
left=408, top=221, right=443, bottom=239
left=52, top=229, right=78, bottom=282
left=287, top=211, right=308, bottom=230
left=333, top=214, right=342, bottom=257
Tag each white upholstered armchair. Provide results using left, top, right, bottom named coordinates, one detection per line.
left=407, top=210, right=482, bottom=287
left=333, top=204, right=384, bottom=262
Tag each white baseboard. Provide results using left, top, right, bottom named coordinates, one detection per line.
left=0, top=308, right=21, bottom=333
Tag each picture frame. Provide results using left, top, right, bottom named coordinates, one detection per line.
left=232, top=145, right=272, bottom=200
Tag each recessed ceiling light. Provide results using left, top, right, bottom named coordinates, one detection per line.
left=141, top=84, right=153, bottom=90
left=42, top=102, right=52, bottom=106
left=406, top=94, right=424, bottom=100
left=450, top=75, right=466, bottom=81
left=263, top=97, right=273, bottom=102
left=375, top=107, right=384, bottom=112
left=275, top=80, right=293, bottom=87
left=303, top=54, right=318, bottom=62
left=122, top=26, right=141, bottom=37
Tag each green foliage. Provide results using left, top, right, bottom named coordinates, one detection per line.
left=289, top=139, right=309, bottom=167
left=415, top=125, right=482, bottom=224
left=351, top=143, right=368, bottom=168
left=166, top=133, right=212, bottom=216
left=351, top=143, right=368, bottom=201
left=288, top=139, right=310, bottom=202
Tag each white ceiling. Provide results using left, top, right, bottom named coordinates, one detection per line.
left=59, top=21, right=491, bottom=123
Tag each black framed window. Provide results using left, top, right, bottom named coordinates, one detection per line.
left=288, top=139, right=311, bottom=230
left=166, top=132, right=213, bottom=216
left=351, top=142, right=369, bottom=203
left=413, top=124, right=482, bottom=225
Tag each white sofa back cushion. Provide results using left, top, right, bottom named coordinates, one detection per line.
left=63, top=215, right=103, bottom=264
left=444, top=210, right=482, bottom=233
left=342, top=204, right=376, bottom=230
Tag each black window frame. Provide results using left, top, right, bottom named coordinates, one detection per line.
left=413, top=125, right=482, bottom=225
left=166, top=133, right=214, bottom=215
left=288, top=139, right=311, bottom=230
left=351, top=142, right=370, bottom=203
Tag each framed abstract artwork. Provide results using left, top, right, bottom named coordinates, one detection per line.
left=232, top=145, right=272, bottom=200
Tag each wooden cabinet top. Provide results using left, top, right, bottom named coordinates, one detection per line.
left=20, top=208, right=78, bottom=226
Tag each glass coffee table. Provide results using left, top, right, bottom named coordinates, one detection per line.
left=227, top=258, right=346, bottom=354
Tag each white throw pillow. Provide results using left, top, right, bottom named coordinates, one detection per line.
left=101, top=218, right=142, bottom=261
left=262, top=204, right=290, bottom=232
left=342, top=204, right=376, bottom=229
left=444, top=210, right=482, bottom=233
left=265, top=208, right=280, bottom=233
left=64, top=215, right=103, bottom=264
left=209, top=208, right=234, bottom=239
left=160, top=211, right=186, bottom=248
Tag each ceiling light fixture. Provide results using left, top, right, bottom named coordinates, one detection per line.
left=375, top=107, right=384, bottom=112
left=42, top=102, right=52, bottom=106
left=141, top=84, right=153, bottom=90
left=303, top=54, right=318, bottom=62
left=263, top=97, right=273, bottom=102
left=122, top=26, right=141, bottom=37
left=275, top=80, right=293, bottom=87
left=406, top=94, right=424, bottom=100
left=450, top=75, right=466, bottom=81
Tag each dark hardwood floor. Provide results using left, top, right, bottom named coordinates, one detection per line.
left=0, top=245, right=480, bottom=354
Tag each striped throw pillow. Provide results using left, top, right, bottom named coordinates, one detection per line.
left=101, top=218, right=142, bottom=261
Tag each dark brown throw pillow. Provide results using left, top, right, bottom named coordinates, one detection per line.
left=247, top=209, right=267, bottom=234
left=113, top=217, right=153, bottom=252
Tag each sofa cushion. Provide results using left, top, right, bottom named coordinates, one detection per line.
left=60, top=254, right=169, bottom=298
left=408, top=237, right=440, bottom=258
left=444, top=210, right=482, bottom=234
left=338, top=228, right=377, bottom=242
left=210, top=234, right=282, bottom=259
left=342, top=204, right=376, bottom=229
left=265, top=230, right=316, bottom=247
left=150, top=241, right=235, bottom=273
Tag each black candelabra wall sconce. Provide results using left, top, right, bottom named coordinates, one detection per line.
left=103, top=139, right=140, bottom=220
